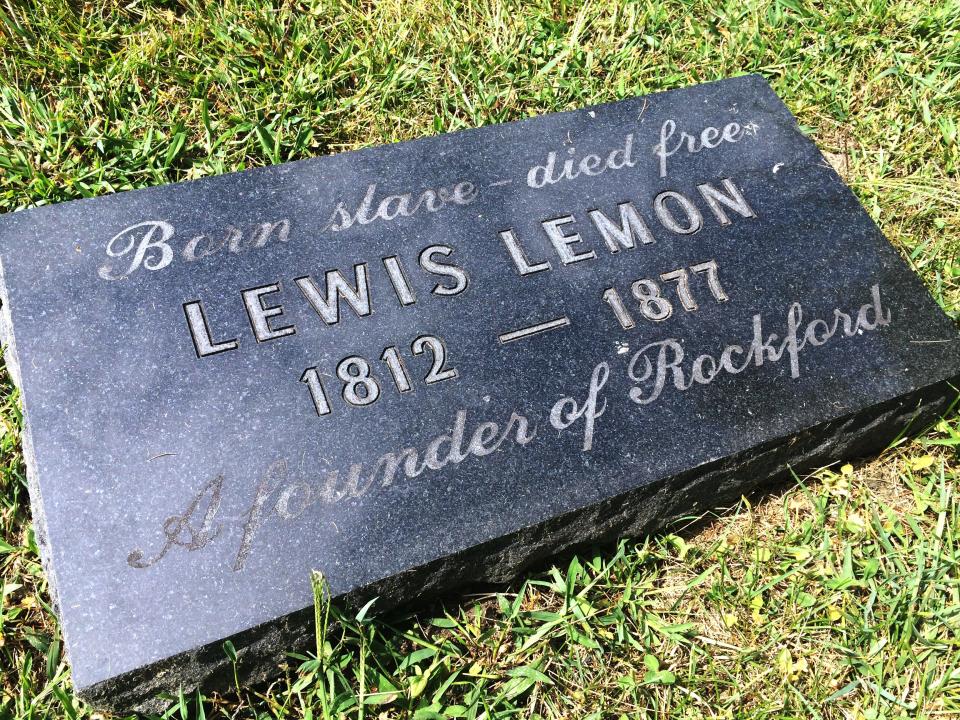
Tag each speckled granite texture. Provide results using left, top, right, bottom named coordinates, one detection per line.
left=0, top=75, right=957, bottom=712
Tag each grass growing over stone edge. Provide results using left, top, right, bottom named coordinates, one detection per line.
left=0, top=0, right=958, bottom=718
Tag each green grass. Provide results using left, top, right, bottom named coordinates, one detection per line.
left=1, top=1, right=959, bottom=718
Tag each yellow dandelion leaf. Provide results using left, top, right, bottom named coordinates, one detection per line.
left=776, top=648, right=792, bottom=678
left=845, top=513, right=866, bottom=533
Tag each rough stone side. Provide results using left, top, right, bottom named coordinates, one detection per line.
left=78, top=376, right=959, bottom=714
left=0, top=272, right=62, bottom=621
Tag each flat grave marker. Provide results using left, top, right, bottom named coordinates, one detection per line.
left=0, top=75, right=957, bottom=712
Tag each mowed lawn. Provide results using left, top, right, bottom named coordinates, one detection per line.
left=1, top=1, right=959, bottom=718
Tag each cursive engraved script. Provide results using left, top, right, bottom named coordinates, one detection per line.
left=322, top=181, right=478, bottom=232
left=627, top=284, right=892, bottom=406
left=96, top=111, right=761, bottom=279
left=654, top=118, right=759, bottom=178
left=99, top=219, right=290, bottom=280
left=128, top=284, right=894, bottom=572
left=549, top=361, right=610, bottom=451
left=126, top=475, right=224, bottom=568
left=130, top=407, right=537, bottom=571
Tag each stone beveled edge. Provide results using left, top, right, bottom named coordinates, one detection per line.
left=0, top=254, right=63, bottom=625
left=77, top=375, right=960, bottom=714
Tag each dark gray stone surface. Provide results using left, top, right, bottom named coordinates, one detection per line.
left=0, top=74, right=957, bottom=712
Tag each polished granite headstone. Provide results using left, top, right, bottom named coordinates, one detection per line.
left=0, top=75, right=957, bottom=711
